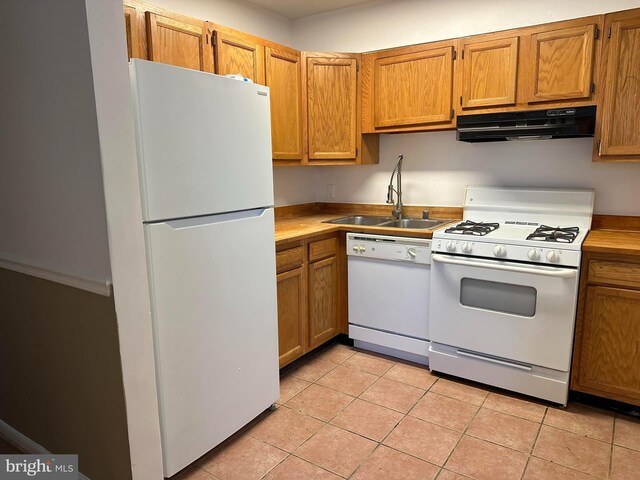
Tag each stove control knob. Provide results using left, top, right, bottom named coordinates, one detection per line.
left=407, top=248, right=417, bottom=259
left=546, top=250, right=559, bottom=262
left=352, top=245, right=359, bottom=253
left=527, top=249, right=540, bottom=260
left=446, top=241, right=456, bottom=252
left=461, top=242, right=472, bottom=253
left=493, top=245, right=507, bottom=257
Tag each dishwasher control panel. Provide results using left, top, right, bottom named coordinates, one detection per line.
left=347, top=233, right=432, bottom=264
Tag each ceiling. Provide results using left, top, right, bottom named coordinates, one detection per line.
left=242, top=0, right=376, bottom=19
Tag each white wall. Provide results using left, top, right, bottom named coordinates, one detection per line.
left=292, top=0, right=640, bottom=52
left=273, top=166, right=319, bottom=206
left=287, top=0, right=640, bottom=216
left=0, top=0, right=112, bottom=289
left=315, top=132, right=640, bottom=215
left=85, top=0, right=164, bottom=478
left=150, top=0, right=293, bottom=46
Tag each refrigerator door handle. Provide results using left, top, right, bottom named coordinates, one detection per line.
left=164, top=208, right=270, bottom=229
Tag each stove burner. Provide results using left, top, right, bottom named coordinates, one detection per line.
left=526, top=225, right=579, bottom=243
left=445, top=220, right=500, bottom=236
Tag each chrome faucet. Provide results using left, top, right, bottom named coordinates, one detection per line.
left=386, top=154, right=404, bottom=220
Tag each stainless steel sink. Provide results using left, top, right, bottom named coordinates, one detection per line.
left=379, top=218, right=450, bottom=229
left=324, top=215, right=394, bottom=226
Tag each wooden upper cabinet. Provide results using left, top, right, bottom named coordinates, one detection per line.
left=124, top=5, right=146, bottom=60
left=374, top=45, right=454, bottom=127
left=305, top=55, right=358, bottom=161
left=460, top=37, right=519, bottom=109
left=527, top=24, right=596, bottom=103
left=145, top=12, right=212, bottom=72
left=598, top=9, right=640, bottom=159
left=266, top=47, right=303, bottom=162
left=212, top=30, right=265, bottom=84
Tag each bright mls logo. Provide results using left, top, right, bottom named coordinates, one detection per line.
left=0, top=455, right=77, bottom=479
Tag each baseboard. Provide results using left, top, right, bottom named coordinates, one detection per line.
left=0, top=418, right=91, bottom=480
left=0, top=256, right=112, bottom=297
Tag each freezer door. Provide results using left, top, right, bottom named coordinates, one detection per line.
left=130, top=60, right=274, bottom=222
left=145, top=208, right=279, bottom=476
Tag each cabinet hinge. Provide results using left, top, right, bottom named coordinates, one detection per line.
left=212, top=31, right=217, bottom=46
left=461, top=50, right=464, bottom=60
left=590, top=82, right=596, bottom=94
left=452, top=50, right=457, bottom=60
left=596, top=140, right=602, bottom=156
left=594, top=26, right=599, bottom=39
left=459, top=96, right=463, bottom=106
left=206, top=34, right=209, bottom=45
left=607, top=27, right=612, bottom=39
left=356, top=147, right=359, bottom=156
left=450, top=108, right=454, bottom=119
left=356, top=63, right=359, bottom=72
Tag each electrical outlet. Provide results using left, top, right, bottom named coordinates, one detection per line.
left=326, top=184, right=335, bottom=200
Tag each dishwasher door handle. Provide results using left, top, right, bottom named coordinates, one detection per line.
left=431, top=254, right=577, bottom=278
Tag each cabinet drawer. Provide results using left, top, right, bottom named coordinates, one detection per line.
left=276, top=246, right=304, bottom=273
left=309, top=237, right=338, bottom=262
left=588, top=259, right=640, bottom=289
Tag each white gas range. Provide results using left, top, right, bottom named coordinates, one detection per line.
left=429, top=186, right=594, bottom=405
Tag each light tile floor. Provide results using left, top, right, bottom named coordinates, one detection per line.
left=176, top=343, right=640, bottom=480
left=0, top=343, right=634, bottom=478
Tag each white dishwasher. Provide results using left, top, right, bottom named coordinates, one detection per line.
left=347, top=233, right=432, bottom=365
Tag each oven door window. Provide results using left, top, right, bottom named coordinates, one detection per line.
left=460, top=278, right=537, bottom=317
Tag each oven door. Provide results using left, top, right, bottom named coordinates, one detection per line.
left=429, top=254, right=579, bottom=371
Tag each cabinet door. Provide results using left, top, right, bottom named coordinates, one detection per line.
left=599, top=13, right=640, bottom=157
left=266, top=47, right=303, bottom=161
left=374, top=47, right=454, bottom=127
left=306, top=56, right=358, bottom=160
left=214, top=32, right=265, bottom=84
left=145, top=12, right=213, bottom=72
left=308, top=256, right=338, bottom=348
left=461, top=37, right=518, bottom=109
left=277, top=266, right=306, bottom=368
left=124, top=6, right=146, bottom=60
left=576, top=286, right=640, bottom=404
left=528, top=24, right=596, bottom=103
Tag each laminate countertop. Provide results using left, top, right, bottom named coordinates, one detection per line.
left=274, top=213, right=458, bottom=245
left=583, top=230, right=640, bottom=256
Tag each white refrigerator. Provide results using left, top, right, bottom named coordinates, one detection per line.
left=129, top=59, right=279, bottom=477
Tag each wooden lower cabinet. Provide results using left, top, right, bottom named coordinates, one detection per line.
left=276, top=266, right=306, bottom=367
left=571, top=253, right=640, bottom=405
left=308, top=255, right=339, bottom=348
left=276, top=234, right=342, bottom=368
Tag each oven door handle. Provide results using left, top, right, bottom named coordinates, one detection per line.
left=431, top=254, right=577, bottom=278
left=456, top=350, right=533, bottom=371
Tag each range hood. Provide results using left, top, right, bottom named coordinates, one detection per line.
left=456, top=106, right=596, bottom=143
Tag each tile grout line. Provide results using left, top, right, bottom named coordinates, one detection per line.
left=609, top=414, right=617, bottom=479
left=439, top=387, right=490, bottom=475
left=303, top=347, right=377, bottom=479
left=348, top=362, right=440, bottom=478
left=283, top=348, right=616, bottom=480
left=282, top=359, right=611, bottom=480
left=518, top=404, right=548, bottom=480
left=529, top=410, right=609, bottom=480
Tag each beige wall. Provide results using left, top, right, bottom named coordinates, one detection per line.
left=291, top=0, right=640, bottom=51
left=0, top=268, right=131, bottom=480
left=150, top=0, right=293, bottom=46
left=287, top=0, right=640, bottom=214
